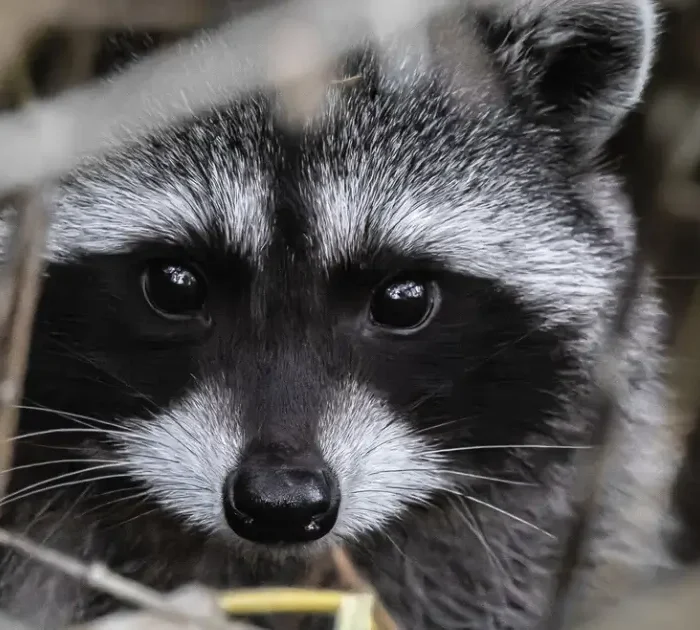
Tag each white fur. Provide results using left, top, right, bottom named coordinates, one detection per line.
left=318, top=381, right=448, bottom=539
left=114, top=381, right=244, bottom=532
left=116, top=378, right=448, bottom=543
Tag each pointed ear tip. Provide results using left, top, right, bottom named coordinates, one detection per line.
left=467, top=0, right=660, bottom=148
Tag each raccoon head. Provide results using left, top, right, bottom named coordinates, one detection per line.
left=16, top=0, right=656, bottom=553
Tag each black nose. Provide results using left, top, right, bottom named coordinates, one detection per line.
left=223, top=461, right=339, bottom=544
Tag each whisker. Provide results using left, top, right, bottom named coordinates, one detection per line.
left=451, top=497, right=509, bottom=606
left=39, top=340, right=154, bottom=404
left=0, top=463, right=121, bottom=507
left=6, top=427, right=132, bottom=443
left=25, top=486, right=95, bottom=551
left=1, top=458, right=114, bottom=476
left=80, top=485, right=138, bottom=502
left=350, top=488, right=434, bottom=506
left=15, top=404, right=149, bottom=444
left=443, top=471, right=535, bottom=486
left=15, top=404, right=129, bottom=432
left=402, top=390, right=443, bottom=414
left=383, top=530, right=411, bottom=562
left=434, top=444, right=590, bottom=454
left=370, top=467, right=533, bottom=487
left=19, top=442, right=91, bottom=453
left=0, top=472, right=134, bottom=513
left=77, top=490, right=151, bottom=518
left=414, top=419, right=464, bottom=435
left=107, top=507, right=160, bottom=531
left=20, top=484, right=70, bottom=534
left=462, top=494, right=555, bottom=539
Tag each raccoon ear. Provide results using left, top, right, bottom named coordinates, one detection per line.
left=473, top=0, right=658, bottom=152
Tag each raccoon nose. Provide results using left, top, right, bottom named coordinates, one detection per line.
left=222, top=462, right=339, bottom=544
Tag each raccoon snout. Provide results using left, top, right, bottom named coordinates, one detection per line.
left=222, top=454, right=340, bottom=545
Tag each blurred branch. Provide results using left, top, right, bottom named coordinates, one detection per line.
left=0, top=0, right=228, bottom=76
left=40, top=32, right=103, bottom=95
left=0, top=0, right=462, bottom=193
left=330, top=548, right=398, bottom=630
left=0, top=192, right=49, bottom=503
left=0, top=526, right=256, bottom=630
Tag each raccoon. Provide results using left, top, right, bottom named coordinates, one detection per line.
left=0, top=0, right=682, bottom=628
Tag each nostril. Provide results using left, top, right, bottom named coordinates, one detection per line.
left=222, top=465, right=339, bottom=544
left=234, top=468, right=331, bottom=521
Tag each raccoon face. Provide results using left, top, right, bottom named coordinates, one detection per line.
left=16, top=0, right=656, bottom=552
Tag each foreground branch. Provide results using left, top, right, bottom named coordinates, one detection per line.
left=0, top=193, right=49, bottom=502
left=0, top=527, right=256, bottom=630
left=0, top=0, right=464, bottom=193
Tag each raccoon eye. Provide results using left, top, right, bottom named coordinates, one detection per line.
left=141, top=261, right=208, bottom=320
left=369, top=274, right=438, bottom=332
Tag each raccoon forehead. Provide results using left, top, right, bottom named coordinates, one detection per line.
left=45, top=113, right=275, bottom=261
left=310, top=181, right=619, bottom=324
left=304, top=104, right=629, bottom=315
left=28, top=87, right=627, bottom=329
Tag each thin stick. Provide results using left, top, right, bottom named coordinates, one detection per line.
left=0, top=526, right=252, bottom=630
left=331, top=548, right=399, bottom=630
left=0, top=0, right=463, bottom=193
left=0, top=192, right=50, bottom=502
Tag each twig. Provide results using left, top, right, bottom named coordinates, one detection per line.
left=0, top=526, right=253, bottom=630
left=330, top=548, right=399, bottom=630
left=0, top=0, right=227, bottom=94
left=0, top=192, right=50, bottom=502
left=0, top=0, right=463, bottom=193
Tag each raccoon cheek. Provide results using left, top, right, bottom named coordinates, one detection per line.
left=316, top=383, right=446, bottom=537
left=114, top=385, right=244, bottom=531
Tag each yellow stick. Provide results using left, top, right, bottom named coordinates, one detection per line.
left=217, top=587, right=378, bottom=630
left=218, top=588, right=347, bottom=616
